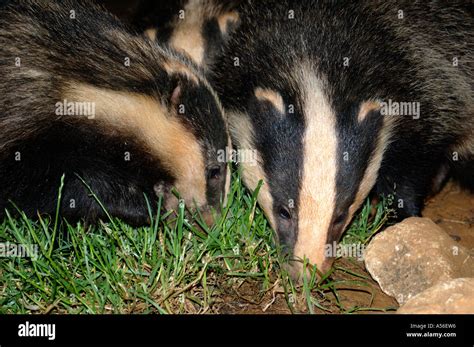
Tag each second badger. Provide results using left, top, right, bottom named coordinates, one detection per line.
left=0, top=0, right=231, bottom=225
left=134, top=0, right=241, bottom=70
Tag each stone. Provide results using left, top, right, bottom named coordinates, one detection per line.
left=397, top=278, right=474, bottom=314
left=364, top=217, right=474, bottom=304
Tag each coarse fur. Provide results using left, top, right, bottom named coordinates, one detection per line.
left=211, top=0, right=473, bottom=275
left=0, top=0, right=231, bottom=225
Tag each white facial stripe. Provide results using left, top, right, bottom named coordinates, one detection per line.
left=293, top=66, right=338, bottom=270
left=228, top=111, right=276, bottom=229
left=64, top=83, right=207, bottom=208
left=254, top=87, right=286, bottom=114
left=169, top=0, right=206, bottom=66
left=223, top=136, right=233, bottom=206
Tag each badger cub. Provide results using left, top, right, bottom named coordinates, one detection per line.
left=134, top=0, right=241, bottom=70
left=0, top=0, right=231, bottom=225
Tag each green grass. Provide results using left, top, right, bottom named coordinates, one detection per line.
left=0, top=170, right=396, bottom=314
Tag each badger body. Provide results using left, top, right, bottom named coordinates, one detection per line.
left=134, top=0, right=241, bottom=70
left=0, top=0, right=231, bottom=224
left=211, top=1, right=473, bottom=275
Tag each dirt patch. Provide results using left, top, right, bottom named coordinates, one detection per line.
left=217, top=279, right=292, bottom=314
left=424, top=182, right=474, bottom=251
left=214, top=257, right=399, bottom=314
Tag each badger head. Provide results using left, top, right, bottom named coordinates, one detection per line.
left=62, top=51, right=231, bottom=225
left=225, top=62, right=393, bottom=277
left=142, top=0, right=241, bottom=70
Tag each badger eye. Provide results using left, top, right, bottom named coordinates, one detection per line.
left=279, top=206, right=291, bottom=220
left=207, top=166, right=221, bottom=180
left=333, top=213, right=346, bottom=226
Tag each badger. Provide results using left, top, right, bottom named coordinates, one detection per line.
left=211, top=1, right=474, bottom=277
left=0, top=0, right=231, bottom=226
left=133, top=0, right=241, bottom=70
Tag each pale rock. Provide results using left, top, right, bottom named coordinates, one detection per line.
left=397, top=278, right=474, bottom=314
left=364, top=217, right=474, bottom=304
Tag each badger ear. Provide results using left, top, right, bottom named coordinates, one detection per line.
left=217, top=10, right=240, bottom=36
left=357, top=100, right=381, bottom=123
left=165, top=75, right=184, bottom=111
left=170, top=84, right=181, bottom=106
left=254, top=87, right=286, bottom=114
left=144, top=27, right=158, bottom=41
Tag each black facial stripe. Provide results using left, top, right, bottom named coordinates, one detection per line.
left=205, top=163, right=227, bottom=208
left=154, top=26, right=174, bottom=45
left=64, top=65, right=174, bottom=98
left=327, top=106, right=384, bottom=245
left=177, top=79, right=227, bottom=147
left=172, top=79, right=228, bottom=208
left=249, top=92, right=305, bottom=251
left=202, top=18, right=226, bottom=66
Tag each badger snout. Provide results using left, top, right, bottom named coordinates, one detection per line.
left=197, top=207, right=218, bottom=227
left=276, top=215, right=346, bottom=281
left=285, top=253, right=336, bottom=282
